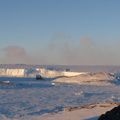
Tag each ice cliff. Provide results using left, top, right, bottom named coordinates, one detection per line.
left=0, top=68, right=25, bottom=77
left=0, top=67, right=88, bottom=78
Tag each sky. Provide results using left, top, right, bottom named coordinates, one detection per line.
left=0, top=0, right=120, bottom=65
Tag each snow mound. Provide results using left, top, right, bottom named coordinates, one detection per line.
left=53, top=72, right=114, bottom=85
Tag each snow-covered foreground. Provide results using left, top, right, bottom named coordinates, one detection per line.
left=38, top=102, right=119, bottom=120
left=0, top=77, right=120, bottom=120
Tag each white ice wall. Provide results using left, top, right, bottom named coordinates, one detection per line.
left=0, top=69, right=6, bottom=76
left=39, top=68, right=62, bottom=78
left=0, top=69, right=25, bottom=77
left=0, top=68, right=87, bottom=78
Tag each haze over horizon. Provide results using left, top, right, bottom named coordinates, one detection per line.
left=0, top=0, right=120, bottom=65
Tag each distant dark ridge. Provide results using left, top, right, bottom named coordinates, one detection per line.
left=0, top=64, right=43, bottom=69
left=0, top=64, right=67, bottom=70
left=0, top=64, right=64, bottom=71
left=0, top=64, right=120, bottom=72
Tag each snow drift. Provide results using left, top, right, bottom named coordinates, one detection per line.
left=53, top=72, right=114, bottom=85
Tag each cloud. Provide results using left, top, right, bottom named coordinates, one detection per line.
left=47, top=33, right=107, bottom=65
left=2, top=45, right=49, bottom=64
left=1, top=34, right=120, bottom=65
left=47, top=32, right=81, bottom=65
left=2, top=45, right=30, bottom=64
left=3, top=46, right=27, bottom=58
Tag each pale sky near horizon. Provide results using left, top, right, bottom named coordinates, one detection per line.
left=0, top=0, right=120, bottom=65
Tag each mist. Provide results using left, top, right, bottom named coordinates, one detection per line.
left=46, top=33, right=120, bottom=65
left=1, top=34, right=120, bottom=65
left=2, top=46, right=31, bottom=64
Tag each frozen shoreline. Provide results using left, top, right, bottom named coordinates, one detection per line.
left=1, top=102, right=117, bottom=120
left=29, top=102, right=119, bottom=120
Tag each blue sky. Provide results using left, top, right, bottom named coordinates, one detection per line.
left=0, top=0, right=120, bottom=65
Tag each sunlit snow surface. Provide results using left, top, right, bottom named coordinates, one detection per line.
left=0, top=77, right=120, bottom=119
